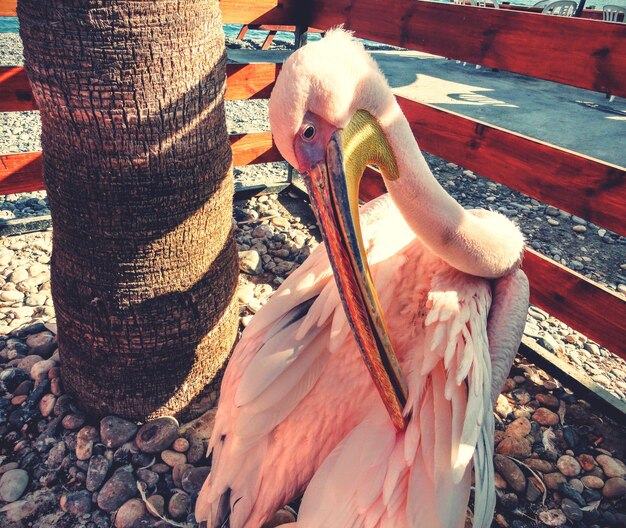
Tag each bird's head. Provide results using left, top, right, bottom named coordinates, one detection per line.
left=269, top=29, right=408, bottom=430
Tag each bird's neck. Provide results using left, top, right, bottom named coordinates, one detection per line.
left=378, top=101, right=524, bottom=279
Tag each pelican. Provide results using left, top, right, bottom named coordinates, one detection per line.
left=196, top=29, right=529, bottom=528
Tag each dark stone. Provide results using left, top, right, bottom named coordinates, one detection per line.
left=559, top=482, right=586, bottom=506
left=582, top=487, right=602, bottom=502
left=562, top=498, right=583, bottom=523
left=181, top=466, right=210, bottom=495
left=19, top=450, right=39, bottom=471
left=0, top=367, right=30, bottom=395
left=10, top=323, right=47, bottom=338
left=29, top=341, right=57, bottom=359
left=136, top=468, right=159, bottom=490
left=96, top=466, right=137, bottom=512
left=100, top=416, right=138, bottom=449
left=498, top=493, right=518, bottom=511
left=61, top=490, right=93, bottom=516
left=53, top=394, right=74, bottom=417
left=25, top=379, right=49, bottom=407
left=563, top=425, right=579, bottom=449
left=113, top=442, right=138, bottom=465
left=131, top=452, right=152, bottom=468
left=135, top=417, right=178, bottom=454
left=86, top=454, right=110, bottom=492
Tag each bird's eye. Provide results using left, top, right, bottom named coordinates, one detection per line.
left=302, top=125, right=316, bottom=141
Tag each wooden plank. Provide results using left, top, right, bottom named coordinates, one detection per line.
left=523, top=248, right=625, bottom=359
left=309, top=0, right=626, bottom=97
left=358, top=172, right=625, bottom=356
left=230, top=132, right=282, bottom=165
left=0, top=0, right=15, bottom=16
left=261, top=31, right=277, bottom=50
left=219, top=0, right=296, bottom=25
left=0, top=0, right=297, bottom=23
left=1, top=64, right=280, bottom=111
left=396, top=97, right=626, bottom=236
left=225, top=63, right=281, bottom=100
left=0, top=67, right=37, bottom=112
left=0, top=152, right=43, bottom=195
left=0, top=133, right=281, bottom=196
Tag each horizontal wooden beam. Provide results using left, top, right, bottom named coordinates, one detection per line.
left=0, top=63, right=281, bottom=112
left=0, top=132, right=282, bottom=195
left=358, top=171, right=625, bottom=357
left=397, top=96, right=626, bottom=237
left=309, top=0, right=626, bottom=97
left=523, top=248, right=625, bottom=358
left=0, top=0, right=299, bottom=23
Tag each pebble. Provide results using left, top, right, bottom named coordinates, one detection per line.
left=60, top=490, right=92, bottom=516
left=181, top=466, right=211, bottom=494
left=161, top=449, right=186, bottom=467
left=86, top=454, right=110, bottom=492
left=556, top=454, right=581, bottom=477
left=504, top=417, right=531, bottom=438
left=538, top=509, right=567, bottom=526
left=135, top=417, right=179, bottom=453
left=561, top=498, right=583, bottom=522
left=62, top=412, right=85, bottom=430
left=114, top=498, right=146, bottom=528
left=97, top=466, right=137, bottom=512
left=76, top=425, right=98, bottom=460
left=172, top=437, right=190, bottom=453
left=596, top=454, right=626, bottom=478
left=239, top=249, right=262, bottom=274
left=38, top=394, right=56, bottom=419
left=544, top=472, right=567, bottom=490
left=580, top=475, right=604, bottom=489
left=535, top=393, right=560, bottom=410
left=147, top=494, right=165, bottom=517
left=495, top=436, right=532, bottom=458
left=168, top=491, right=190, bottom=520
left=100, top=415, right=138, bottom=448
left=0, top=468, right=29, bottom=502
left=523, top=458, right=554, bottom=473
left=494, top=455, right=526, bottom=492
left=532, top=407, right=559, bottom=426
left=172, top=463, right=193, bottom=487
left=602, top=477, right=626, bottom=498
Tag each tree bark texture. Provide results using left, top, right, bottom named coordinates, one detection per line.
left=17, top=0, right=238, bottom=421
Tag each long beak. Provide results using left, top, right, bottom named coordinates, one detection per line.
left=303, top=111, right=409, bottom=431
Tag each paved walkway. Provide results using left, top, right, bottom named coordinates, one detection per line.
left=230, top=48, right=626, bottom=167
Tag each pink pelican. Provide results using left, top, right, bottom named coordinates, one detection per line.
left=196, top=29, right=529, bottom=528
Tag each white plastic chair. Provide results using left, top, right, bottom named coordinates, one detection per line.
left=603, top=5, right=626, bottom=22
left=541, top=0, right=578, bottom=16
left=532, top=0, right=550, bottom=7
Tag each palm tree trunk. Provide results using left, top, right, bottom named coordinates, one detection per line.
left=17, top=0, right=238, bottom=421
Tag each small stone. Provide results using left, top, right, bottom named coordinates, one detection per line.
left=86, top=455, right=110, bottom=492
left=46, top=441, right=66, bottom=468
left=0, top=468, right=29, bottom=502
left=172, top=463, right=193, bottom=488
left=168, top=491, right=190, bottom=520
left=185, top=432, right=205, bottom=465
left=526, top=476, right=543, bottom=502
left=578, top=453, right=596, bottom=472
left=499, top=492, right=518, bottom=511
left=544, top=472, right=567, bottom=490
left=115, top=498, right=146, bottom=528
left=181, top=466, right=211, bottom=494
left=580, top=475, right=604, bottom=489
left=76, top=426, right=98, bottom=460
left=60, top=490, right=92, bottom=516
left=17, top=355, right=42, bottom=374
left=25, top=331, right=54, bottom=349
left=97, top=466, right=137, bottom=512
left=536, top=393, right=560, bottom=410
left=532, top=407, right=559, bottom=426
left=161, top=449, right=186, bottom=467
left=136, top=468, right=159, bottom=489
left=496, top=436, right=532, bottom=458
left=101, top=416, right=138, bottom=449
left=556, top=455, right=581, bottom=477
left=505, top=417, right=531, bottom=438
left=239, top=250, right=262, bottom=275
left=494, top=472, right=507, bottom=489
left=146, top=494, right=165, bottom=518
left=510, top=388, right=531, bottom=405
left=494, top=455, right=526, bottom=492
left=62, top=413, right=85, bottom=430
left=495, top=394, right=512, bottom=418
left=135, top=417, right=179, bottom=453
left=596, top=454, right=626, bottom=478
left=523, top=458, right=554, bottom=473
left=568, top=478, right=584, bottom=493
left=151, top=463, right=170, bottom=474
left=547, top=217, right=560, bottom=226
left=559, top=482, right=585, bottom=506
left=561, top=498, right=583, bottom=523
left=538, top=509, right=567, bottom=526
left=39, top=394, right=56, bottom=417
left=30, top=358, right=56, bottom=383
left=172, top=437, right=189, bottom=453
left=0, top=290, right=24, bottom=302
left=603, top=477, right=626, bottom=498
left=572, top=225, right=586, bottom=233
left=262, top=508, right=297, bottom=528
